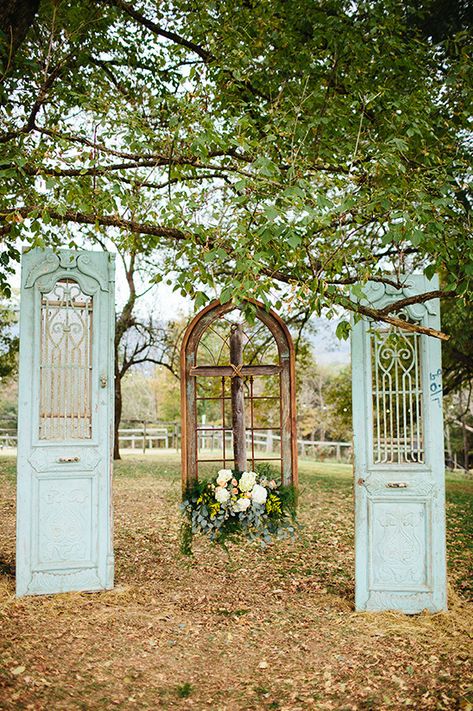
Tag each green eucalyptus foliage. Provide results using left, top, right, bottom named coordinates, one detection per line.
left=0, top=0, right=472, bottom=317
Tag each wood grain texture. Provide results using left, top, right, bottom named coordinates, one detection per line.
left=230, top=324, right=247, bottom=472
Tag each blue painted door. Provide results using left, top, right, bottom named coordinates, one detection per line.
left=16, top=249, right=115, bottom=596
left=351, top=276, right=447, bottom=613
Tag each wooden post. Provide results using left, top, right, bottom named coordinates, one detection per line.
left=230, top=323, right=247, bottom=472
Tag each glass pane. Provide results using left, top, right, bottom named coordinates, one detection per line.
left=196, top=376, right=227, bottom=399
left=39, top=279, right=93, bottom=440
left=250, top=459, right=282, bottom=479
left=196, top=312, right=279, bottom=367
left=371, top=325, right=424, bottom=464
left=197, top=430, right=239, bottom=472
left=248, top=397, right=280, bottom=429
left=196, top=398, right=223, bottom=427
left=248, top=428, right=281, bottom=456
left=196, top=319, right=231, bottom=366
left=251, top=374, right=280, bottom=398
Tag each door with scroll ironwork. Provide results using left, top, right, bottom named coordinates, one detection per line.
left=351, top=275, right=447, bottom=613
left=16, top=248, right=115, bottom=596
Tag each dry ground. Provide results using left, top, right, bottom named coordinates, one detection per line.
left=0, top=454, right=472, bottom=711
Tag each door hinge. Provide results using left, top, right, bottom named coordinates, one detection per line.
left=100, top=375, right=107, bottom=388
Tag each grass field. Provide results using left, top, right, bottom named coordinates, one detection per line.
left=0, top=454, right=472, bottom=710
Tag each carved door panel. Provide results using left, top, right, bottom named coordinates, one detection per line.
left=351, top=276, right=447, bottom=613
left=16, top=249, right=115, bottom=596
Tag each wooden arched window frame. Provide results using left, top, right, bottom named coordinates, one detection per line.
left=180, top=300, right=297, bottom=493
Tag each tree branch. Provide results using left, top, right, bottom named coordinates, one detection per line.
left=3, top=206, right=190, bottom=242
left=377, top=289, right=455, bottom=315
left=337, top=297, right=449, bottom=341
left=105, top=0, right=212, bottom=62
left=2, top=206, right=450, bottom=340
left=33, top=125, right=253, bottom=164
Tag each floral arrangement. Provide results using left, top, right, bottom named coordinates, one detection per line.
left=180, top=463, right=298, bottom=555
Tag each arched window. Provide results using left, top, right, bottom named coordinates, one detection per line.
left=180, top=300, right=297, bottom=492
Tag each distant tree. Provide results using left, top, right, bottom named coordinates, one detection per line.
left=0, top=376, right=17, bottom=429
left=0, top=302, right=18, bottom=380
left=324, top=367, right=353, bottom=442
left=441, top=298, right=473, bottom=396
left=120, top=371, right=159, bottom=424
left=112, top=242, right=183, bottom=459
left=152, top=365, right=181, bottom=423
left=297, top=352, right=329, bottom=441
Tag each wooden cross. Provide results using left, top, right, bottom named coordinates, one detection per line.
left=190, top=323, right=282, bottom=472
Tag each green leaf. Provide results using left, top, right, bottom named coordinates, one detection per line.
left=220, top=286, right=233, bottom=304
left=336, top=321, right=351, bottom=341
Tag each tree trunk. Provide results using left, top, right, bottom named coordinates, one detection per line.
left=463, top=420, right=469, bottom=472
left=445, top=423, right=452, bottom=464
left=0, top=0, right=40, bottom=69
left=113, top=360, right=122, bottom=460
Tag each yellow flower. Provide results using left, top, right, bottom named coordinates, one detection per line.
left=209, top=502, right=221, bottom=519
left=266, top=494, right=282, bottom=514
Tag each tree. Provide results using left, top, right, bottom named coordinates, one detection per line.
left=1, top=0, right=472, bottom=337
left=439, top=296, right=473, bottom=470
left=112, top=243, right=183, bottom=459
left=324, top=367, right=353, bottom=442
left=0, top=301, right=18, bottom=380
left=441, top=297, right=473, bottom=396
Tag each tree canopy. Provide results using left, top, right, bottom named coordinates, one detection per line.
left=1, top=0, right=472, bottom=336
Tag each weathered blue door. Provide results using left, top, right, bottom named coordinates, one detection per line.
left=351, top=276, right=447, bottom=613
left=16, top=249, right=115, bottom=596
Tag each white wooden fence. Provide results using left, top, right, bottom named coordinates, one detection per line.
left=0, top=428, right=17, bottom=448
left=2, top=423, right=470, bottom=470
left=0, top=422, right=352, bottom=461
left=117, top=423, right=352, bottom=461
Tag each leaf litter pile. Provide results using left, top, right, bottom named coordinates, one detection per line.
left=0, top=455, right=472, bottom=710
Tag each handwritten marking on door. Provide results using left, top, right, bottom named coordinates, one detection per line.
left=430, top=368, right=442, bottom=408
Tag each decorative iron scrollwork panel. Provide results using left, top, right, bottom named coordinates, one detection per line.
left=371, top=325, right=424, bottom=464
left=39, top=279, right=93, bottom=440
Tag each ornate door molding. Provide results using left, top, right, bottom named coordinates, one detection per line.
left=351, top=275, right=447, bottom=613
left=16, top=248, right=115, bottom=596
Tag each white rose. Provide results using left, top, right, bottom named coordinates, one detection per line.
left=251, top=484, right=268, bottom=505
left=239, top=471, right=257, bottom=492
left=216, top=469, right=233, bottom=486
left=234, top=497, right=251, bottom=513
left=215, top=486, right=230, bottom=503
